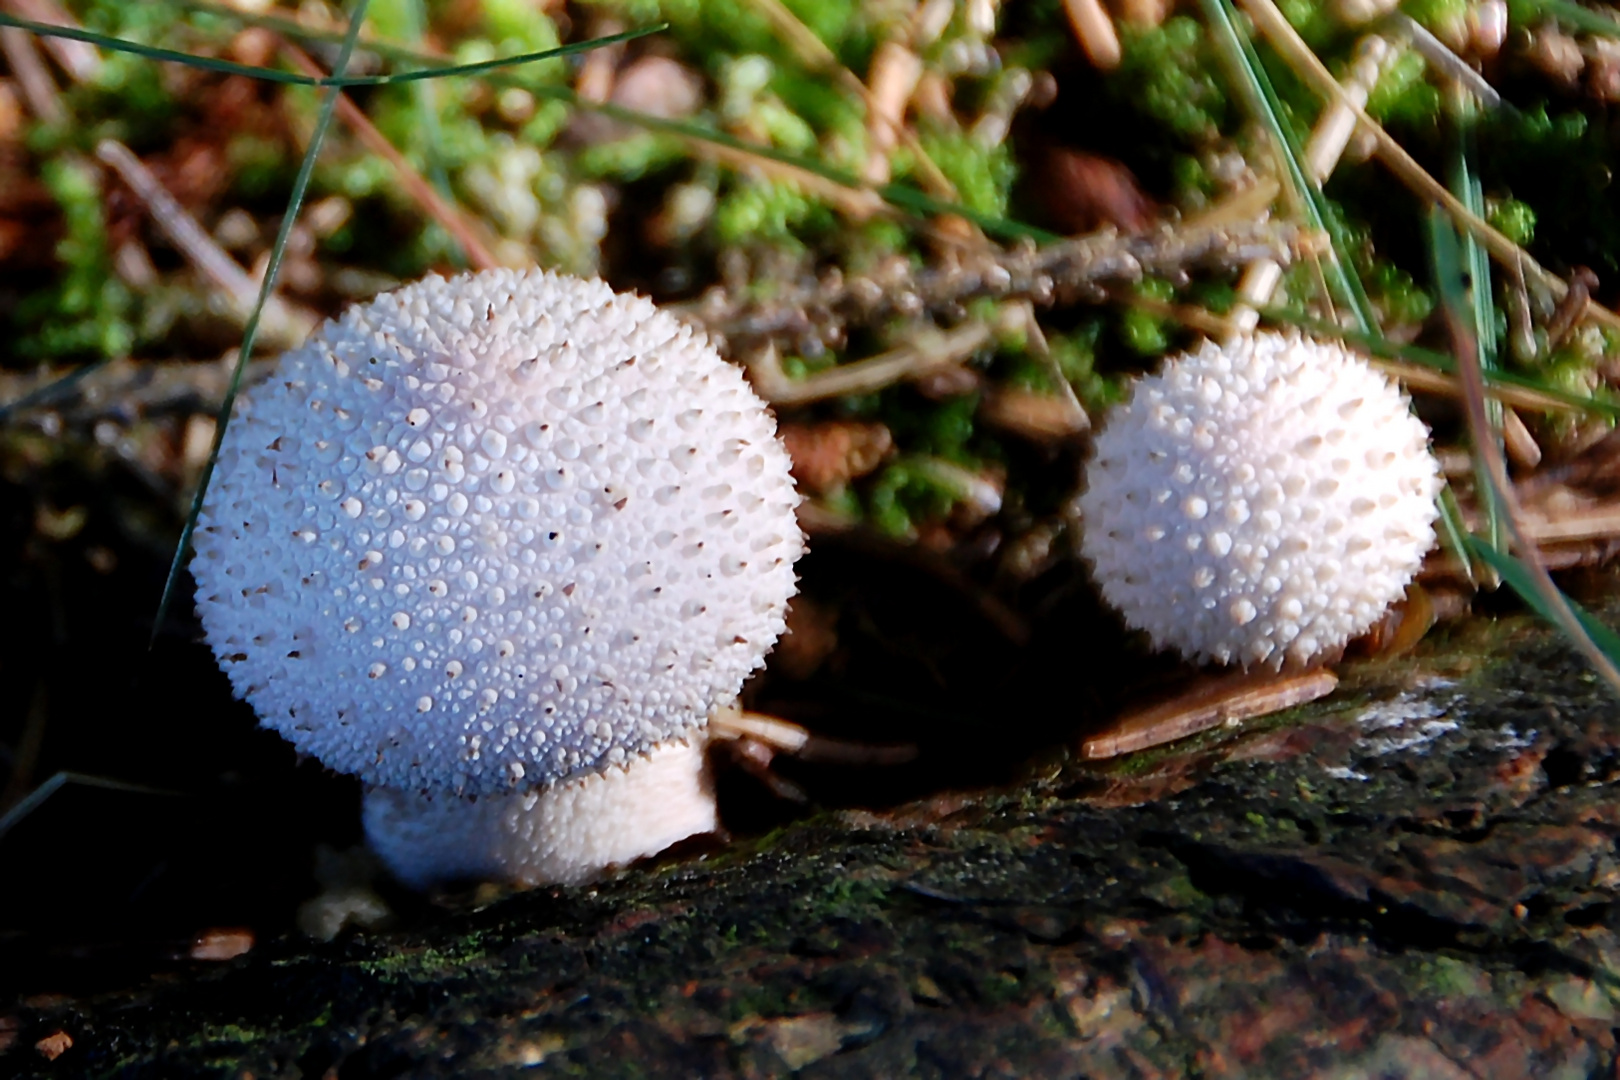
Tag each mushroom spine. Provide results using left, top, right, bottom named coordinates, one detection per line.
left=192, top=268, right=803, bottom=886
left=1078, top=331, right=1441, bottom=668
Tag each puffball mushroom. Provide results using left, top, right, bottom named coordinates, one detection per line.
left=192, top=267, right=803, bottom=886
left=1079, top=331, right=1441, bottom=668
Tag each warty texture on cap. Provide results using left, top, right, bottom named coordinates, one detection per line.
left=193, top=268, right=803, bottom=796
left=1078, top=331, right=1441, bottom=668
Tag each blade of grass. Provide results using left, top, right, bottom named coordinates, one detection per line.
left=1470, top=540, right=1620, bottom=658
left=1436, top=484, right=1477, bottom=587
left=150, top=0, right=372, bottom=648
left=1200, top=0, right=1377, bottom=335
left=0, top=772, right=181, bottom=844
left=1429, top=205, right=1620, bottom=696
left=0, top=12, right=662, bottom=88
left=0, top=358, right=111, bottom=424
left=1449, top=90, right=1506, bottom=564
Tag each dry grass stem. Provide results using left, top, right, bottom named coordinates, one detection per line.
left=0, top=23, right=62, bottom=123
left=1064, top=0, right=1123, bottom=68
left=1517, top=506, right=1620, bottom=546
left=3, top=0, right=97, bottom=82
left=677, top=136, right=888, bottom=221
left=863, top=40, right=922, bottom=186
left=1373, top=357, right=1590, bottom=414
left=1237, top=0, right=1620, bottom=334
left=979, top=387, right=1090, bottom=438
left=749, top=322, right=993, bottom=405
left=710, top=707, right=811, bottom=752
left=1183, top=178, right=1281, bottom=230
left=1082, top=669, right=1340, bottom=759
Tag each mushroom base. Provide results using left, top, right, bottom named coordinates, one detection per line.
left=363, top=737, right=717, bottom=889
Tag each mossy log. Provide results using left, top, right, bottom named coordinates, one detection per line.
left=6, top=609, right=1620, bottom=1078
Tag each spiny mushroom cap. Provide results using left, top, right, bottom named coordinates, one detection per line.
left=1078, top=332, right=1440, bottom=668
left=362, top=736, right=716, bottom=888
left=193, top=268, right=803, bottom=797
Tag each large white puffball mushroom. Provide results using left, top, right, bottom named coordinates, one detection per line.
left=1079, top=332, right=1441, bottom=668
left=363, top=737, right=716, bottom=888
left=192, top=268, right=803, bottom=799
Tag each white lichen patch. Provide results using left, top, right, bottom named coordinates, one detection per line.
left=192, top=268, right=803, bottom=797
left=1079, top=332, right=1442, bottom=668
left=1323, top=688, right=1467, bottom=780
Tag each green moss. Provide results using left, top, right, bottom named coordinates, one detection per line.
left=1120, top=279, right=1175, bottom=356
left=1276, top=0, right=1338, bottom=51
left=1365, top=261, right=1433, bottom=327
left=1366, top=49, right=1441, bottom=127
left=866, top=458, right=971, bottom=539
left=916, top=128, right=1017, bottom=219
left=576, top=134, right=688, bottom=182
left=1487, top=198, right=1536, bottom=247
left=14, top=156, right=134, bottom=362
left=1049, top=324, right=1121, bottom=413
left=715, top=177, right=834, bottom=248
left=1400, top=0, right=1470, bottom=39
left=1113, top=18, right=1226, bottom=145
left=480, top=0, right=565, bottom=78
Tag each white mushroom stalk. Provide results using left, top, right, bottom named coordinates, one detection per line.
left=1079, top=331, right=1441, bottom=668
left=192, top=268, right=803, bottom=887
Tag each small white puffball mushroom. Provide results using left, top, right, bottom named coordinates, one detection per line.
left=192, top=268, right=803, bottom=884
left=362, top=737, right=716, bottom=888
left=1078, top=331, right=1441, bottom=668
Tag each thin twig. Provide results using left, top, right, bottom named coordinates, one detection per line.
left=0, top=23, right=63, bottom=123
left=95, top=139, right=316, bottom=347
left=2, top=0, right=97, bottom=82
left=749, top=322, right=993, bottom=405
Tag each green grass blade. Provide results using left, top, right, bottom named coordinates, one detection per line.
left=1449, top=95, right=1506, bottom=557
left=0, top=359, right=113, bottom=424
left=1436, top=483, right=1477, bottom=587
left=150, top=0, right=373, bottom=648
left=0, top=772, right=181, bottom=843
left=1200, top=0, right=1378, bottom=335
left=0, top=12, right=660, bottom=89
left=1470, top=539, right=1620, bottom=661
left=1430, top=206, right=1620, bottom=696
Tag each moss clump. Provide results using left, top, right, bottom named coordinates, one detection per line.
left=13, top=157, right=134, bottom=362
left=1113, top=18, right=1226, bottom=145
